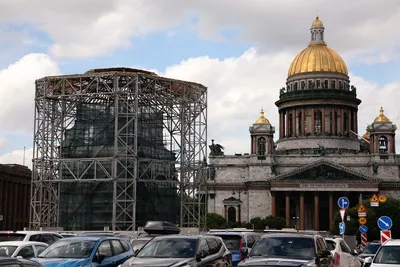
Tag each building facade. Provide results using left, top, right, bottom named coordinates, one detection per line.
left=0, top=164, right=31, bottom=230
left=207, top=17, right=400, bottom=231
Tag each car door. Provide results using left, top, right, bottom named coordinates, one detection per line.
left=205, top=237, right=228, bottom=267
left=94, top=240, right=117, bottom=267
left=316, top=237, right=331, bottom=267
left=109, top=240, right=131, bottom=265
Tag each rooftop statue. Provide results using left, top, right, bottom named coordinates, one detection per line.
left=209, top=139, right=224, bottom=156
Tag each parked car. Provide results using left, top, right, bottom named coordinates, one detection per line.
left=358, top=241, right=381, bottom=263
left=207, top=230, right=259, bottom=266
left=32, top=236, right=134, bottom=267
left=0, top=257, right=43, bottom=266
left=0, top=232, right=63, bottom=245
left=325, top=237, right=361, bottom=267
left=0, top=241, right=48, bottom=259
left=120, top=234, right=233, bottom=266
left=238, top=233, right=334, bottom=267
left=363, top=239, right=400, bottom=267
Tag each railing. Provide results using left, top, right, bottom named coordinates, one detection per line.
left=278, top=89, right=357, bottom=101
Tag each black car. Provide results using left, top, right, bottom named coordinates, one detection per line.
left=0, top=257, right=43, bottom=266
left=238, top=233, right=334, bottom=267
left=120, top=234, right=233, bottom=267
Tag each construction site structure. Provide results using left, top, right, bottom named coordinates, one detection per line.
left=31, top=67, right=208, bottom=231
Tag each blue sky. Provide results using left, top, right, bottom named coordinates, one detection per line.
left=0, top=0, right=400, bottom=166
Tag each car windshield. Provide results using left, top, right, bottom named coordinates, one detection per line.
left=250, top=236, right=315, bottom=260
left=326, top=240, right=336, bottom=251
left=373, top=246, right=400, bottom=264
left=0, top=233, right=26, bottom=241
left=137, top=238, right=197, bottom=258
left=362, top=244, right=380, bottom=254
left=213, top=235, right=242, bottom=250
left=132, top=239, right=149, bottom=252
left=0, top=245, right=18, bottom=257
left=39, top=240, right=97, bottom=259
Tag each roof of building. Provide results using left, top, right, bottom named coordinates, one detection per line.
left=288, top=17, right=348, bottom=77
left=255, top=109, right=270, bottom=124
left=374, top=106, right=391, bottom=123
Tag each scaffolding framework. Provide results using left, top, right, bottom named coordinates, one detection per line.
left=30, top=68, right=208, bottom=231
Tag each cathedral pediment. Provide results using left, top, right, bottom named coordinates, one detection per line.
left=272, top=159, right=377, bottom=183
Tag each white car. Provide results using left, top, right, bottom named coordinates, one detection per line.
left=364, top=239, right=400, bottom=266
left=0, top=241, right=48, bottom=259
left=325, top=237, right=362, bottom=267
left=0, top=231, right=63, bottom=245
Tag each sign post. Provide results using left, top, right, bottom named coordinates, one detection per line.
left=377, top=216, right=393, bottom=230
left=357, top=204, right=367, bottom=217
left=339, top=222, right=345, bottom=235
left=338, top=197, right=350, bottom=209
left=370, top=194, right=379, bottom=207
left=337, top=197, right=349, bottom=238
left=361, top=233, right=368, bottom=248
left=380, top=230, right=391, bottom=243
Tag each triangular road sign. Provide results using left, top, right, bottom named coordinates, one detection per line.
left=340, top=209, right=346, bottom=221
left=358, top=204, right=367, bottom=213
left=371, top=194, right=379, bottom=202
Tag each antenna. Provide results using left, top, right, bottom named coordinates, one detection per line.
left=23, top=146, right=26, bottom=166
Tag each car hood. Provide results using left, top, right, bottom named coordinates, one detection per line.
left=239, top=257, right=310, bottom=266
left=32, top=258, right=89, bottom=267
left=123, top=257, right=194, bottom=266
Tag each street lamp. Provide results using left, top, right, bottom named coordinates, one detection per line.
left=233, top=189, right=248, bottom=223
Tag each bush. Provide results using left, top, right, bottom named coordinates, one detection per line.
left=250, top=216, right=286, bottom=230
left=206, top=213, right=227, bottom=229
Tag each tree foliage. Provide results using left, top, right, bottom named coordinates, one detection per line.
left=331, top=196, right=400, bottom=241
left=249, top=216, right=286, bottom=230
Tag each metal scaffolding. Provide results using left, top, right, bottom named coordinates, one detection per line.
left=30, top=68, right=208, bottom=231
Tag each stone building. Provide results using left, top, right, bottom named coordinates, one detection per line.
left=207, top=17, right=400, bottom=231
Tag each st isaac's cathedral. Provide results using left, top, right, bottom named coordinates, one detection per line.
left=207, top=17, right=400, bottom=231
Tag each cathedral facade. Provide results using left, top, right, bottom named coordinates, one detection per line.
left=207, top=17, right=400, bottom=231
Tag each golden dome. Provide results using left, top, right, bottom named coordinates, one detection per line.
left=255, top=109, right=270, bottom=124
left=362, top=130, right=370, bottom=140
left=311, top=16, right=324, bottom=28
left=288, top=44, right=348, bottom=76
left=374, top=106, right=391, bottom=123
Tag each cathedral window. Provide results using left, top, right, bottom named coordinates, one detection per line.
left=257, top=137, right=266, bottom=155
left=324, top=80, right=328, bottom=88
left=298, top=112, right=303, bottom=134
left=339, top=81, right=343, bottom=90
left=331, top=80, right=336, bottom=89
left=315, top=110, right=322, bottom=133
left=301, top=81, right=305, bottom=90
left=308, top=80, right=312, bottom=89
left=316, top=80, right=321, bottom=88
left=379, top=136, right=388, bottom=153
left=294, top=82, right=298, bottom=91
left=227, top=207, right=236, bottom=223
left=288, top=114, right=293, bottom=137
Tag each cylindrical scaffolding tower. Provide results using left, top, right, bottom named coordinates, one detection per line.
left=30, top=68, right=208, bottom=231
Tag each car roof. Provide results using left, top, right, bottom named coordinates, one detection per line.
left=152, top=234, right=202, bottom=241
left=382, top=239, right=400, bottom=246
left=260, top=233, right=316, bottom=239
left=59, top=236, right=105, bottom=241
left=0, top=241, right=48, bottom=246
left=208, top=231, right=255, bottom=236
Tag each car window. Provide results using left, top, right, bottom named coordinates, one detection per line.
left=132, top=239, right=148, bottom=252
left=317, top=237, right=327, bottom=250
left=0, top=233, right=26, bottom=241
left=326, top=240, right=336, bottom=250
left=29, top=234, right=41, bottom=242
left=120, top=240, right=130, bottom=252
left=97, top=241, right=113, bottom=258
left=198, top=238, right=210, bottom=258
left=17, top=246, right=35, bottom=258
left=35, top=245, right=47, bottom=254
left=111, top=240, right=124, bottom=255
left=363, top=244, right=381, bottom=254
left=205, top=237, right=219, bottom=255
left=136, top=238, right=197, bottom=258
left=42, top=234, right=56, bottom=244
left=247, top=235, right=255, bottom=248
left=0, top=245, right=18, bottom=256
left=214, top=235, right=242, bottom=250
left=340, top=241, right=351, bottom=254
left=373, top=245, right=400, bottom=264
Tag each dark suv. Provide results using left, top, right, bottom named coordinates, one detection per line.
left=120, top=234, right=232, bottom=266
left=238, top=233, right=334, bottom=267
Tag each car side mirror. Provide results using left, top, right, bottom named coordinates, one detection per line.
left=196, top=253, right=202, bottom=262
left=319, top=249, right=332, bottom=258
left=241, top=248, right=249, bottom=257
left=351, top=249, right=359, bottom=256
left=363, top=256, right=372, bottom=267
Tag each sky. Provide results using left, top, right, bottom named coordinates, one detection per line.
left=1, top=0, right=400, bottom=168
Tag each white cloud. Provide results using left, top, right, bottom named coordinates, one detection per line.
left=0, top=0, right=400, bottom=60
left=0, top=53, right=60, bottom=133
left=162, top=48, right=400, bottom=154
left=0, top=147, right=33, bottom=169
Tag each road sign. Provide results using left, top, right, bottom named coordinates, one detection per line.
left=379, top=195, right=387, bottom=203
left=339, top=222, right=345, bottom=234
left=359, top=225, right=368, bottom=233
left=371, top=194, right=379, bottom=207
left=340, top=209, right=346, bottom=221
left=359, top=217, right=367, bottom=225
left=378, top=216, right=393, bottom=230
left=358, top=204, right=367, bottom=217
left=381, top=230, right=391, bottom=243
left=361, top=233, right=368, bottom=248
left=338, top=197, right=350, bottom=209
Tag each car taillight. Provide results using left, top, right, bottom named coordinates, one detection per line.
left=334, top=252, right=340, bottom=267
left=239, top=238, right=246, bottom=261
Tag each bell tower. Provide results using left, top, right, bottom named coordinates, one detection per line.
left=368, top=106, right=397, bottom=155
left=249, top=110, right=275, bottom=157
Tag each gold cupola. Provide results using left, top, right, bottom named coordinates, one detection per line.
left=255, top=109, right=270, bottom=124
left=362, top=129, right=370, bottom=140
left=374, top=106, right=391, bottom=123
left=288, top=16, right=348, bottom=77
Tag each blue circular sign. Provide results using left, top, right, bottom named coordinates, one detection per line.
left=338, top=197, right=350, bottom=209
left=378, top=216, right=393, bottom=230
left=359, top=225, right=368, bottom=233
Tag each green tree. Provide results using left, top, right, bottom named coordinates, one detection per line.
left=265, top=216, right=286, bottom=230
left=331, top=197, right=400, bottom=241
left=206, top=213, right=227, bottom=229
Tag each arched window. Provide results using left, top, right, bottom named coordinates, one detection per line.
left=294, top=82, right=298, bottom=91
left=315, top=110, right=322, bottom=133
left=344, top=112, right=349, bottom=133
left=288, top=113, right=293, bottom=137
left=379, top=136, right=388, bottom=153
left=257, top=137, right=266, bottom=155
left=228, top=207, right=236, bottom=223
left=298, top=112, right=303, bottom=134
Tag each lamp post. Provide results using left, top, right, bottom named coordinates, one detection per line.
left=233, top=189, right=247, bottom=223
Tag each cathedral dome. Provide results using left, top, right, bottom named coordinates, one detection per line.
left=362, top=130, right=370, bottom=140
left=255, top=109, right=270, bottom=124
left=288, top=17, right=348, bottom=77
left=374, top=107, right=391, bottom=123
